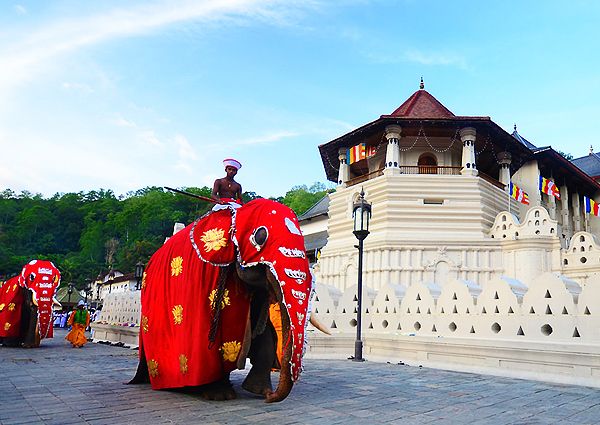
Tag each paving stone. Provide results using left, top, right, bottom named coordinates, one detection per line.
left=2, top=328, right=600, bottom=424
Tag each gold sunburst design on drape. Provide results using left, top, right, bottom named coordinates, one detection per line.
left=141, top=315, right=149, bottom=333
left=200, top=228, right=228, bottom=252
left=171, top=257, right=183, bottom=276
left=141, top=272, right=147, bottom=289
left=4, top=322, right=11, bottom=331
left=179, top=354, right=188, bottom=374
left=0, top=303, right=4, bottom=312
left=148, top=359, right=159, bottom=378
left=172, top=305, right=183, bottom=325
left=208, top=288, right=231, bottom=310
left=8, top=303, right=15, bottom=311
left=221, top=341, right=241, bottom=362
left=12, top=284, right=17, bottom=291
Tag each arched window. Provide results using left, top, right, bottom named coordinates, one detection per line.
left=418, top=153, right=438, bottom=174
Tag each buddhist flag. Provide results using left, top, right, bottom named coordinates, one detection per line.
left=347, top=143, right=377, bottom=164
left=509, top=182, right=530, bottom=205
left=584, top=196, right=600, bottom=217
left=539, top=176, right=561, bottom=200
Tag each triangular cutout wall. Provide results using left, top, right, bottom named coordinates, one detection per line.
left=494, top=306, right=499, bottom=314
left=494, top=291, right=499, bottom=300
left=416, top=307, right=421, bottom=314
left=315, top=307, right=319, bottom=314
left=481, top=307, right=487, bottom=314
left=432, top=325, right=437, bottom=332
left=545, top=305, right=552, bottom=315
left=545, top=290, right=552, bottom=299
left=385, top=295, right=390, bottom=301
left=452, top=293, right=457, bottom=300
left=353, top=295, right=358, bottom=302
left=584, top=307, right=591, bottom=315
left=508, top=306, right=514, bottom=314
left=331, top=321, right=337, bottom=329
left=562, top=307, right=568, bottom=315
left=517, top=326, right=525, bottom=336
left=529, top=307, right=535, bottom=314
left=573, top=327, right=581, bottom=338
left=416, top=294, right=421, bottom=301
left=452, top=305, right=458, bottom=314
left=470, top=326, right=475, bottom=334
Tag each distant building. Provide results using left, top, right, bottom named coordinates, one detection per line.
left=298, top=195, right=329, bottom=266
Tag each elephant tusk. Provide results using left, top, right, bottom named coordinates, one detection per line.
left=309, top=314, right=331, bottom=335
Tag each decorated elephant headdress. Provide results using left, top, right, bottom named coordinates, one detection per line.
left=20, top=260, right=61, bottom=338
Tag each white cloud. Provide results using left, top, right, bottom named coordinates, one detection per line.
left=62, top=81, right=94, bottom=93
left=114, top=116, right=137, bottom=128
left=14, top=4, right=27, bottom=15
left=237, top=131, right=299, bottom=146
left=139, top=130, right=163, bottom=147
left=364, top=49, right=467, bottom=69
left=0, top=0, right=316, bottom=94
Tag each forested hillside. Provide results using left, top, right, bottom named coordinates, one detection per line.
left=0, top=183, right=330, bottom=288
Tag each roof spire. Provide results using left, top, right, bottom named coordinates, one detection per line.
left=590, top=145, right=594, bottom=154
left=514, top=123, right=517, bottom=132
left=419, top=77, right=424, bottom=90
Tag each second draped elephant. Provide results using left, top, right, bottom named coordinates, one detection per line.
left=0, top=260, right=61, bottom=348
left=131, top=199, right=313, bottom=402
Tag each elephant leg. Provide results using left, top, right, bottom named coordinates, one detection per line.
left=242, top=321, right=277, bottom=396
left=21, top=297, right=39, bottom=348
left=197, top=375, right=237, bottom=401
left=240, top=287, right=279, bottom=396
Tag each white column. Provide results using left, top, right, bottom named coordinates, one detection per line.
left=497, top=151, right=512, bottom=187
left=460, top=127, right=478, bottom=176
left=337, top=148, right=350, bottom=186
left=560, top=185, right=571, bottom=239
left=548, top=180, right=557, bottom=220
left=383, top=125, right=401, bottom=176
left=573, top=193, right=582, bottom=232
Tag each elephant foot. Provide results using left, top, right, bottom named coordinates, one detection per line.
left=242, top=368, right=273, bottom=396
left=197, top=380, right=237, bottom=401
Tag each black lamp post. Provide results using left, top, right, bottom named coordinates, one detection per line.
left=352, top=188, right=372, bottom=362
left=67, top=283, right=74, bottom=308
left=134, top=261, right=145, bottom=290
left=84, top=279, right=91, bottom=304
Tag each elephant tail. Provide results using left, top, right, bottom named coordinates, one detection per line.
left=128, top=344, right=150, bottom=385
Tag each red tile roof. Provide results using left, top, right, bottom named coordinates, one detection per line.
left=387, top=89, right=455, bottom=118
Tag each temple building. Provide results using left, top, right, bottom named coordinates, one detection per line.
left=314, top=80, right=600, bottom=290
left=307, top=81, right=600, bottom=387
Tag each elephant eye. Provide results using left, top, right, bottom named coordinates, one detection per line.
left=250, top=226, right=268, bottom=251
left=29, top=272, right=36, bottom=282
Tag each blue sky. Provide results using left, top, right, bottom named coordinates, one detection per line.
left=1, top=0, right=599, bottom=198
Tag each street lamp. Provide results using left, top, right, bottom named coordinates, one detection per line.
left=67, top=283, right=74, bottom=308
left=134, top=261, right=145, bottom=291
left=352, top=188, right=372, bottom=362
left=84, top=279, right=91, bottom=304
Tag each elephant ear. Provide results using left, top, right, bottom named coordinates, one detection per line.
left=189, top=209, right=236, bottom=266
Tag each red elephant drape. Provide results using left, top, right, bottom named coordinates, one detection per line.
left=139, top=199, right=312, bottom=389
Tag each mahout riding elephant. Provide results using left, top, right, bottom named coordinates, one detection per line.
left=130, top=199, right=313, bottom=402
left=0, top=260, right=61, bottom=347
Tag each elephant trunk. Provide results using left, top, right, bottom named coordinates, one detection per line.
left=265, top=316, right=293, bottom=403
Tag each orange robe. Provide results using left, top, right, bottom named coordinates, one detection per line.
left=65, top=310, right=90, bottom=347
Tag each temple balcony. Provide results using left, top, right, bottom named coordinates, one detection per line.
left=346, top=165, right=505, bottom=192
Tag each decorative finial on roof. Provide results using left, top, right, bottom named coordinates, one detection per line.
left=514, top=123, right=517, bottom=132
left=419, top=77, right=424, bottom=90
left=590, top=145, right=594, bottom=154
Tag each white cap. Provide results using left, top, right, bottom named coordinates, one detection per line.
left=223, top=158, right=242, bottom=170
left=77, top=300, right=85, bottom=306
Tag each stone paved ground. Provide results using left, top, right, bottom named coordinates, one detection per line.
left=1, top=329, right=599, bottom=425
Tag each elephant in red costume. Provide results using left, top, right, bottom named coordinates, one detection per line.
left=131, top=199, right=313, bottom=402
left=0, top=260, right=61, bottom=348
